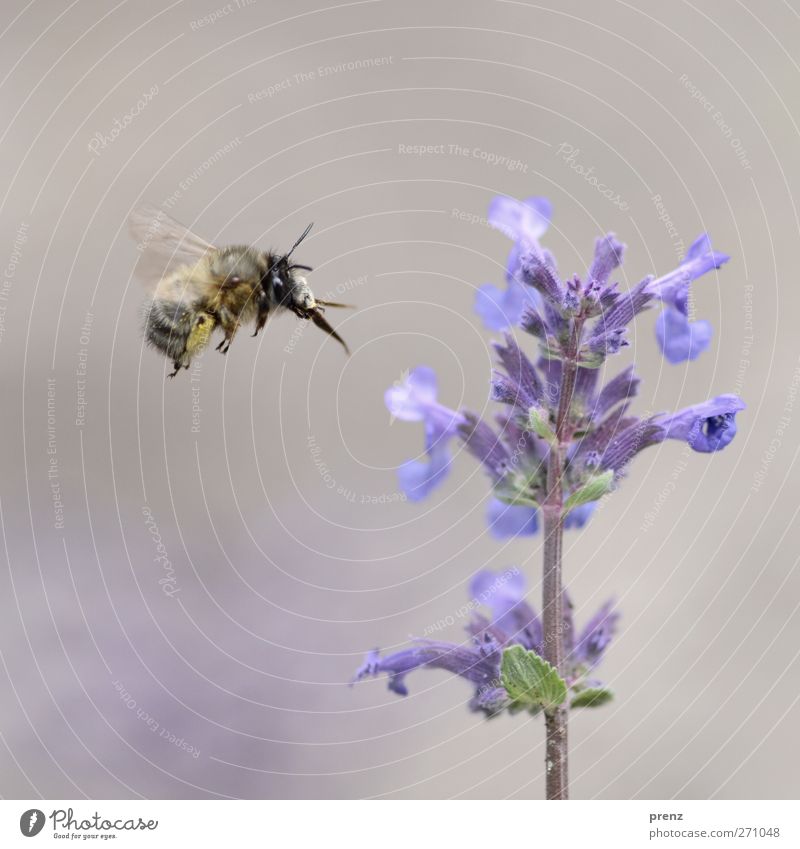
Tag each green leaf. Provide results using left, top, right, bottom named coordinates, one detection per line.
left=562, top=470, right=614, bottom=517
left=526, top=406, right=557, bottom=445
left=500, top=645, right=568, bottom=713
left=571, top=687, right=613, bottom=709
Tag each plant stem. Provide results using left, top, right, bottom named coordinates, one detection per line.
left=541, top=317, right=583, bottom=801
left=542, top=462, right=567, bottom=799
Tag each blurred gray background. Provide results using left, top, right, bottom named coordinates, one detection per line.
left=0, top=0, right=797, bottom=799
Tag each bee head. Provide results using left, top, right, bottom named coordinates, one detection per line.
left=261, top=223, right=314, bottom=305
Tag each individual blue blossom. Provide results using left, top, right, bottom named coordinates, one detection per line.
left=486, top=498, right=538, bottom=538
left=656, top=306, right=713, bottom=364
left=475, top=250, right=536, bottom=332
left=469, top=568, right=533, bottom=638
left=385, top=366, right=464, bottom=501
left=649, top=234, right=729, bottom=314
left=593, top=394, right=746, bottom=475
left=567, top=597, right=619, bottom=671
left=353, top=569, right=618, bottom=715
left=487, top=195, right=552, bottom=249
left=659, top=394, right=745, bottom=454
left=475, top=196, right=552, bottom=330
left=353, top=642, right=502, bottom=708
left=588, top=233, right=626, bottom=289
left=648, top=234, right=729, bottom=363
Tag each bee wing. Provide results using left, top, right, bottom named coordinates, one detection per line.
left=129, top=204, right=218, bottom=295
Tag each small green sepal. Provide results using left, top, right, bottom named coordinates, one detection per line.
left=570, top=687, right=614, bottom=709
left=526, top=406, right=557, bottom=445
left=562, top=470, right=614, bottom=516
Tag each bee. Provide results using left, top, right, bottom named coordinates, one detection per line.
left=129, top=205, right=349, bottom=377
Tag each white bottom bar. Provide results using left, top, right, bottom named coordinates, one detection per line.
left=2, top=800, right=795, bottom=847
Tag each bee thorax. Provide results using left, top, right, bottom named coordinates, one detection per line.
left=210, top=246, right=265, bottom=285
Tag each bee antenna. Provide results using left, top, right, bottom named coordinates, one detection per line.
left=263, top=223, right=314, bottom=279
left=289, top=263, right=313, bottom=272
left=286, top=222, right=313, bottom=259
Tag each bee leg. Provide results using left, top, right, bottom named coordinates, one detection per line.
left=216, top=319, right=239, bottom=354
left=252, top=306, right=269, bottom=337
left=168, top=361, right=181, bottom=378
left=219, top=329, right=236, bottom=354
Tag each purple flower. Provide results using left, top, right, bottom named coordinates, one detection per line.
left=660, top=394, right=745, bottom=453
left=586, top=276, right=654, bottom=358
left=353, top=569, right=617, bottom=714
left=655, top=306, right=713, bottom=364
left=592, top=365, right=640, bottom=419
left=485, top=498, right=595, bottom=537
left=396, top=451, right=452, bottom=504
left=488, top=195, right=552, bottom=248
left=385, top=367, right=464, bottom=501
left=353, top=641, right=501, bottom=700
left=486, top=498, right=538, bottom=538
left=519, top=252, right=563, bottom=306
left=568, top=599, right=620, bottom=670
left=389, top=374, right=744, bottom=526
left=475, top=196, right=553, bottom=330
left=649, top=234, right=729, bottom=363
left=588, top=233, right=625, bottom=289
left=595, top=418, right=668, bottom=477
left=373, top=195, right=744, bottom=732
left=468, top=568, right=542, bottom=650
left=388, top=198, right=744, bottom=527
left=458, top=412, right=516, bottom=484
left=585, top=234, right=728, bottom=366
left=594, top=394, right=746, bottom=477
left=490, top=333, right=545, bottom=411
left=649, top=234, right=729, bottom=314
left=476, top=254, right=538, bottom=332
left=563, top=502, right=597, bottom=530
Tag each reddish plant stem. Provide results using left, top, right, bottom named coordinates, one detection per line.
left=542, top=317, right=584, bottom=801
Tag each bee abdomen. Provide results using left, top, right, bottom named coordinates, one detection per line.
left=142, top=299, right=193, bottom=361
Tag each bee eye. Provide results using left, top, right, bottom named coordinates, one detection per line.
left=270, top=272, right=284, bottom=294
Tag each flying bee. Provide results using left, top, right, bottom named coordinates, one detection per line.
left=129, top=205, right=350, bottom=377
